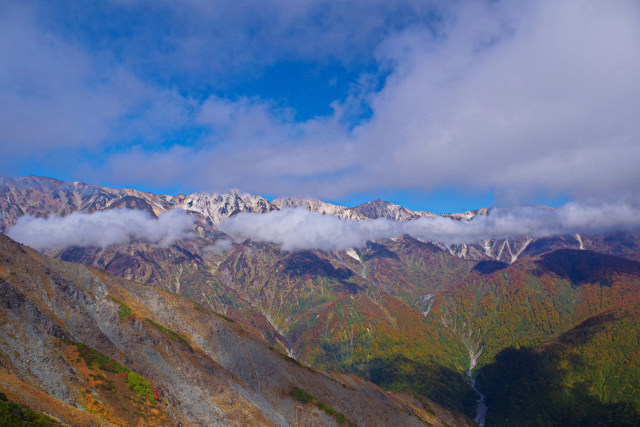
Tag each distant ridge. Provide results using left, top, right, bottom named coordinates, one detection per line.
left=2, top=175, right=640, bottom=264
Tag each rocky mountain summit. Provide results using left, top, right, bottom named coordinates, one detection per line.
left=352, top=199, right=437, bottom=221
left=183, top=190, right=276, bottom=224
left=272, top=196, right=367, bottom=220
left=0, top=175, right=183, bottom=232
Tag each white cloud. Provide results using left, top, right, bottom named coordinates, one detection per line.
left=348, top=0, right=640, bottom=202
left=95, top=0, right=640, bottom=203
left=203, top=239, right=235, bottom=254
left=0, top=3, right=196, bottom=172
left=2, top=0, right=640, bottom=205
left=6, top=209, right=195, bottom=250
left=221, top=208, right=400, bottom=251
left=221, top=202, right=640, bottom=250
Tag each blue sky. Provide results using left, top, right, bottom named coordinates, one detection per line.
left=1, top=0, right=639, bottom=213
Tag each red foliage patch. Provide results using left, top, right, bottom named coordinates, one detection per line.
left=150, top=384, right=161, bottom=400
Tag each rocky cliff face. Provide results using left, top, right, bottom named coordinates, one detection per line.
left=272, top=196, right=367, bottom=220
left=182, top=191, right=276, bottom=224
left=0, top=232, right=473, bottom=426
left=352, top=199, right=438, bottom=221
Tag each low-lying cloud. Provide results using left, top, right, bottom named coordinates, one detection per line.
left=7, top=208, right=195, bottom=250
left=203, top=239, right=235, bottom=254
left=221, top=202, right=640, bottom=251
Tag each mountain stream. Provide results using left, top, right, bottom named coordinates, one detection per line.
left=467, top=347, right=488, bottom=426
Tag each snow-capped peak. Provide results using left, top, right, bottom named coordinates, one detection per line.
left=182, top=191, right=276, bottom=224
left=271, top=197, right=367, bottom=220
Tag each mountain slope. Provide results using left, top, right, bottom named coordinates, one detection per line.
left=0, top=370, right=117, bottom=427
left=428, top=250, right=640, bottom=370
left=204, top=238, right=483, bottom=414
left=478, top=295, right=640, bottom=426
left=0, top=232, right=473, bottom=426
left=358, top=235, right=476, bottom=309
left=3, top=176, right=640, bottom=425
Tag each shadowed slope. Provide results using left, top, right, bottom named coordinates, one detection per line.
left=478, top=296, right=640, bottom=426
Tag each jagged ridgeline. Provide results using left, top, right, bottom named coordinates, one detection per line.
left=2, top=175, right=640, bottom=425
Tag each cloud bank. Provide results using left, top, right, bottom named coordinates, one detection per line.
left=221, top=203, right=640, bottom=251
left=7, top=209, right=195, bottom=250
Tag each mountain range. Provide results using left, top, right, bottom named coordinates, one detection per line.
left=1, top=175, right=640, bottom=426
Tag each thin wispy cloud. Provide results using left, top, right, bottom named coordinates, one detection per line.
left=7, top=209, right=195, bottom=250
left=203, top=239, right=235, bottom=254
left=221, top=202, right=640, bottom=251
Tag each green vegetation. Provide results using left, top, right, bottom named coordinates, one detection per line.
left=192, top=301, right=208, bottom=313
left=431, top=252, right=640, bottom=369
left=109, top=296, right=133, bottom=322
left=144, top=318, right=190, bottom=346
left=290, top=386, right=313, bottom=403
left=67, top=340, right=129, bottom=373
left=289, top=387, right=348, bottom=425
left=352, top=356, right=477, bottom=416
left=0, top=392, right=60, bottom=426
left=216, top=313, right=234, bottom=322
left=280, top=353, right=316, bottom=373
left=478, top=298, right=640, bottom=426
left=284, top=354, right=302, bottom=366
left=127, top=372, right=155, bottom=403
left=66, top=340, right=156, bottom=403
left=291, top=289, right=475, bottom=416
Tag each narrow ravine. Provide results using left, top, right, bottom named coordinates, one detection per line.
left=263, top=311, right=298, bottom=359
left=467, top=347, right=488, bottom=427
